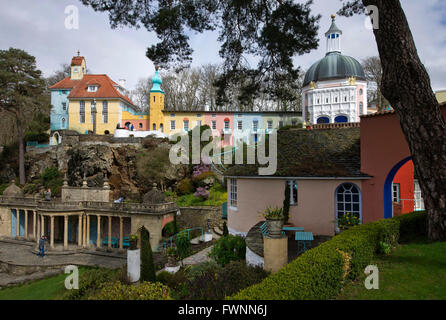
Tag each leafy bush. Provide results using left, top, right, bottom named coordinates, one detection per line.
left=25, top=131, right=49, bottom=143
left=39, top=166, right=63, bottom=197
left=181, top=261, right=268, bottom=300
left=90, top=281, right=170, bottom=300
left=186, top=260, right=222, bottom=280
left=192, top=171, right=216, bottom=188
left=176, top=178, right=194, bottom=196
left=393, top=210, right=426, bottom=242
left=63, top=267, right=120, bottom=300
left=156, top=270, right=189, bottom=298
left=231, top=212, right=423, bottom=300
left=209, top=235, right=246, bottom=266
left=163, top=221, right=179, bottom=237
left=175, top=232, right=191, bottom=263
left=194, top=187, right=209, bottom=199
left=23, top=183, right=39, bottom=195
left=379, top=241, right=391, bottom=255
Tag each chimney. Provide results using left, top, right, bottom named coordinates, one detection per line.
left=119, top=79, right=126, bottom=89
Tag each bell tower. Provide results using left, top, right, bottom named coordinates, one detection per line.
left=149, top=66, right=165, bottom=132
left=70, top=51, right=87, bottom=80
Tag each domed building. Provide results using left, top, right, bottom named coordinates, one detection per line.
left=302, top=15, right=367, bottom=124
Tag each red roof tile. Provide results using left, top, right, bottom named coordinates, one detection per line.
left=49, top=74, right=136, bottom=108
left=71, top=56, right=85, bottom=66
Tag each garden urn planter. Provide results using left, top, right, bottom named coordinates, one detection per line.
left=127, top=248, right=140, bottom=282
left=266, top=219, right=284, bottom=238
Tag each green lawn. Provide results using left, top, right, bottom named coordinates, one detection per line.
left=0, top=267, right=89, bottom=300
left=338, top=240, right=446, bottom=300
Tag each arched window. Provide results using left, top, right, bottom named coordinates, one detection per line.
left=153, top=123, right=156, bottom=131
left=334, top=115, right=348, bottom=123
left=139, top=123, right=143, bottom=129
left=336, top=183, right=361, bottom=226
left=104, top=130, right=110, bottom=135
left=317, top=117, right=330, bottom=124
left=61, top=118, right=66, bottom=128
left=359, top=89, right=363, bottom=95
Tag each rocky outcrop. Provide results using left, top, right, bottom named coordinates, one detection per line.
left=20, top=138, right=187, bottom=200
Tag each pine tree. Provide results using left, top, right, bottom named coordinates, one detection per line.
left=139, top=226, right=156, bottom=282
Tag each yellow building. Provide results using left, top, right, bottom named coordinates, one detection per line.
left=50, top=54, right=142, bottom=135
left=149, top=66, right=166, bottom=133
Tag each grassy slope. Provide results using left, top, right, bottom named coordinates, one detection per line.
left=0, top=267, right=89, bottom=300
left=338, top=240, right=446, bottom=300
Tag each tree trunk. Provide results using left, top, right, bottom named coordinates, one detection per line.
left=16, top=118, right=25, bottom=185
left=364, top=0, right=446, bottom=240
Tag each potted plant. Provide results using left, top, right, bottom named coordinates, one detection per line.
left=262, top=206, right=285, bottom=238
left=127, top=234, right=140, bottom=282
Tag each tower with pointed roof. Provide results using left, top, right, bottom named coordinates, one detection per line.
left=302, top=15, right=367, bottom=124
left=70, top=51, right=87, bottom=80
left=149, top=66, right=165, bottom=132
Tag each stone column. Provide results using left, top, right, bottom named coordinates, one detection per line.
left=41, top=215, right=45, bottom=237
left=78, top=215, right=82, bottom=247
left=50, top=216, right=55, bottom=249
left=96, top=215, right=101, bottom=248
left=64, top=215, right=68, bottom=250
left=108, top=216, right=112, bottom=249
left=86, top=215, right=90, bottom=248
left=82, top=214, right=87, bottom=248
left=24, top=210, right=28, bottom=240
left=119, top=217, right=123, bottom=250
left=33, top=211, right=37, bottom=240
left=263, top=236, right=288, bottom=273
left=16, top=209, right=20, bottom=239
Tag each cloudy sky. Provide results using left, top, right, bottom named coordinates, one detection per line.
left=0, top=0, right=445, bottom=91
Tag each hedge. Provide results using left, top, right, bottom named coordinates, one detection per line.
left=90, top=281, right=171, bottom=300
left=230, top=211, right=426, bottom=300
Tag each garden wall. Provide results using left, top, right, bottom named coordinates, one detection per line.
left=178, top=206, right=223, bottom=231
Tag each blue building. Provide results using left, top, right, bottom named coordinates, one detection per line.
left=50, top=89, right=70, bottom=131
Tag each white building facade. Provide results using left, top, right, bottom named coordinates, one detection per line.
left=302, top=15, right=367, bottom=124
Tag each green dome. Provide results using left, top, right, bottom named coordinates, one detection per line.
left=303, top=52, right=365, bottom=87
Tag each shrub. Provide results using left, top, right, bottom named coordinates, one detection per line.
left=393, top=210, right=426, bottom=242
left=163, top=221, right=179, bottom=237
left=209, top=235, right=246, bottom=266
left=222, top=221, right=229, bottom=237
left=63, top=268, right=120, bottom=300
left=182, top=261, right=268, bottom=300
left=186, top=260, right=222, bottom=281
left=40, top=166, right=63, bottom=196
left=176, top=178, right=194, bottom=196
left=25, top=131, right=49, bottom=143
left=140, top=226, right=156, bottom=282
left=175, top=232, right=191, bottom=264
left=90, top=281, right=170, bottom=300
left=156, top=269, right=190, bottom=299
left=194, top=187, right=209, bottom=199
left=230, top=212, right=423, bottom=300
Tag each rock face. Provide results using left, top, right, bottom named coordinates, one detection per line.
left=19, top=138, right=188, bottom=200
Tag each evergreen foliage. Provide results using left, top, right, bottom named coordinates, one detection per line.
left=140, top=226, right=156, bottom=282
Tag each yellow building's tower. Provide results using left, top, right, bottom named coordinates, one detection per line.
left=70, top=51, right=87, bottom=80
left=149, top=66, right=165, bottom=132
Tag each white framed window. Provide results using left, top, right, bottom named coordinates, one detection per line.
left=287, top=180, right=298, bottom=205
left=267, top=121, right=273, bottom=130
left=183, top=120, right=189, bottom=131
left=197, top=114, right=202, bottom=118
left=359, top=89, right=363, bottom=95
left=196, top=120, right=202, bottom=127
left=336, top=183, right=361, bottom=223
left=230, top=178, right=237, bottom=209
left=102, top=101, right=108, bottom=123
left=279, top=121, right=284, bottom=128
left=170, top=120, right=176, bottom=130
left=170, top=113, right=175, bottom=117
left=224, top=120, right=230, bottom=129
left=62, top=102, right=67, bottom=111
left=253, top=120, right=258, bottom=131
left=87, top=85, right=98, bottom=92
left=414, top=179, right=425, bottom=211
left=238, top=121, right=243, bottom=130
left=79, top=101, right=85, bottom=123
left=392, top=183, right=401, bottom=203
left=211, top=114, right=216, bottom=118
left=211, top=120, right=216, bottom=130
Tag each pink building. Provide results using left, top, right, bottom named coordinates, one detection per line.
left=204, top=112, right=234, bottom=147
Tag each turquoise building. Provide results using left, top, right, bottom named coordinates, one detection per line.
left=50, top=89, right=70, bottom=131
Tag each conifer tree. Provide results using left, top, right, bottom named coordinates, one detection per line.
left=140, top=226, right=156, bottom=282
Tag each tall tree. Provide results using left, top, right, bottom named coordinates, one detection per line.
left=80, top=0, right=320, bottom=109
left=339, top=0, right=446, bottom=240
left=0, top=48, right=50, bottom=185
left=361, top=56, right=389, bottom=112
left=45, top=63, right=71, bottom=88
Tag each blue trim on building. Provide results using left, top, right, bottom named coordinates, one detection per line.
left=384, top=156, right=412, bottom=219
